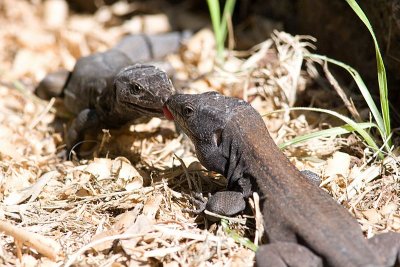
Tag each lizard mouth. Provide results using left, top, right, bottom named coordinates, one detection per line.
left=123, top=101, right=164, bottom=116
left=163, top=106, right=174, bottom=120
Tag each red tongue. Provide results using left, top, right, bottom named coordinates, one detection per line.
left=163, top=106, right=174, bottom=120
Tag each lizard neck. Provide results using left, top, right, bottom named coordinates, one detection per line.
left=96, top=88, right=136, bottom=128
left=225, top=108, right=304, bottom=194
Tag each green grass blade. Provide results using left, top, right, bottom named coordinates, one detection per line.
left=345, top=0, right=391, bottom=145
left=306, top=54, right=385, bottom=135
left=221, top=219, right=258, bottom=251
left=207, top=0, right=223, bottom=59
left=264, top=107, right=382, bottom=157
left=278, top=122, right=376, bottom=149
left=220, top=0, right=236, bottom=47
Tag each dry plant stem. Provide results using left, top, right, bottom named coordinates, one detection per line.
left=28, top=171, right=59, bottom=203
left=29, top=97, right=56, bottom=129
left=226, top=13, right=235, bottom=52
left=15, top=240, right=22, bottom=261
left=323, top=61, right=362, bottom=122
left=152, top=224, right=222, bottom=242
left=65, top=225, right=225, bottom=267
left=64, top=233, right=149, bottom=267
left=174, top=154, right=199, bottom=192
left=0, top=220, right=61, bottom=261
left=98, top=129, right=111, bottom=155
left=203, top=210, right=247, bottom=224
left=252, top=192, right=264, bottom=245
left=154, top=136, right=183, bottom=163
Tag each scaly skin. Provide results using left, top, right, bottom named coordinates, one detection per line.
left=35, top=32, right=190, bottom=150
left=65, top=63, right=175, bottom=150
left=165, top=91, right=400, bottom=267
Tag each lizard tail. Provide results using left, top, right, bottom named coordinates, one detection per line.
left=35, top=69, right=71, bottom=100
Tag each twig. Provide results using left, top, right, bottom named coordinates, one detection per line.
left=0, top=220, right=62, bottom=261
left=323, top=62, right=362, bottom=122
left=29, top=97, right=56, bottom=129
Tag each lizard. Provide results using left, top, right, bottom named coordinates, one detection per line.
left=35, top=31, right=190, bottom=151
left=163, top=91, right=400, bottom=267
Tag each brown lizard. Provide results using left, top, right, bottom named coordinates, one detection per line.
left=35, top=32, right=190, bottom=151
left=164, top=91, right=400, bottom=267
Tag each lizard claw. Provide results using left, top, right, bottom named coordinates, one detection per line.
left=183, top=191, right=246, bottom=218
left=182, top=192, right=208, bottom=215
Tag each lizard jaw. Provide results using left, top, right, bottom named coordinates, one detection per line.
left=121, top=101, right=164, bottom=116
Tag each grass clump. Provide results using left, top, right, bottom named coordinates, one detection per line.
left=206, top=0, right=236, bottom=61
left=280, top=0, right=392, bottom=158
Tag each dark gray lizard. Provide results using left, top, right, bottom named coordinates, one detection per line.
left=35, top=31, right=190, bottom=150
left=164, top=91, right=400, bottom=267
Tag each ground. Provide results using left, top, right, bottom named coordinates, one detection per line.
left=0, top=0, right=399, bottom=266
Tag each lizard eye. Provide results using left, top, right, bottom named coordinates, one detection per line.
left=183, top=106, right=194, bottom=117
left=129, top=83, right=142, bottom=95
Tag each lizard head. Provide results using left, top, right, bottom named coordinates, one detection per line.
left=114, top=64, right=175, bottom=117
left=165, top=91, right=249, bottom=175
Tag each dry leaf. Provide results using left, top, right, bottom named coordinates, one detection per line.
left=44, top=0, right=68, bottom=28
left=391, top=215, right=400, bottom=231
left=142, top=14, right=171, bottom=34
left=3, top=171, right=58, bottom=205
left=91, top=204, right=143, bottom=252
left=343, top=165, right=380, bottom=202
left=121, top=215, right=154, bottom=256
left=142, top=194, right=163, bottom=220
left=112, top=157, right=144, bottom=191
left=20, top=254, right=38, bottom=267
left=382, top=203, right=397, bottom=216
left=85, top=158, right=112, bottom=180
left=182, top=28, right=215, bottom=74
left=325, top=151, right=351, bottom=179
left=362, top=209, right=382, bottom=224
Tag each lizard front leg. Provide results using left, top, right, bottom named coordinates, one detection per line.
left=184, top=191, right=246, bottom=222
left=190, top=171, right=320, bottom=218
left=67, top=108, right=100, bottom=152
left=255, top=242, right=323, bottom=267
left=194, top=177, right=251, bottom=217
left=205, top=191, right=246, bottom=216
